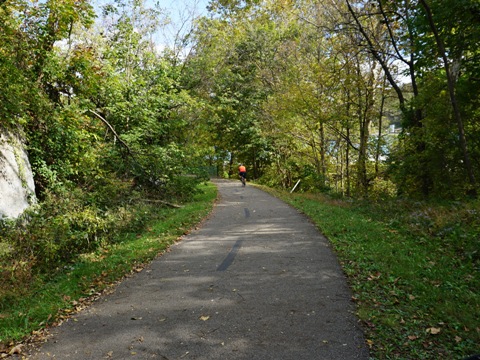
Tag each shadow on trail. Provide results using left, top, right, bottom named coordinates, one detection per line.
left=28, top=180, right=368, bottom=360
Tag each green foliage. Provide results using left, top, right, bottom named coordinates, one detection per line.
left=2, top=185, right=124, bottom=275
left=0, top=58, right=30, bottom=127
left=188, top=10, right=281, bottom=179
left=385, top=0, right=480, bottom=197
left=1, top=4, right=213, bottom=346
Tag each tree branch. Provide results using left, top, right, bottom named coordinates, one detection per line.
left=345, top=0, right=406, bottom=108
left=377, top=1, right=410, bottom=66
left=88, top=109, right=134, bottom=156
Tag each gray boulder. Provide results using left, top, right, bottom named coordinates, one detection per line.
left=0, top=129, right=36, bottom=219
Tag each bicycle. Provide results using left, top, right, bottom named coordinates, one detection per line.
left=239, top=173, right=246, bottom=187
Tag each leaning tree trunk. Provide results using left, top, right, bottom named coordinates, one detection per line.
left=419, top=0, right=477, bottom=196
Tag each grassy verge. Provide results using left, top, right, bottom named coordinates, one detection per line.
left=0, top=182, right=217, bottom=352
left=258, top=185, right=479, bottom=360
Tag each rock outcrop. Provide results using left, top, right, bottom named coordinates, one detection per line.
left=0, top=129, right=36, bottom=219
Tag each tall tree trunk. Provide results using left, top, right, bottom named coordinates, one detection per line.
left=375, top=75, right=387, bottom=177
left=229, top=153, right=235, bottom=178
left=310, top=133, right=322, bottom=179
left=344, top=85, right=352, bottom=197
left=346, top=126, right=351, bottom=197
left=355, top=58, right=373, bottom=198
left=419, top=0, right=477, bottom=196
left=320, top=122, right=326, bottom=185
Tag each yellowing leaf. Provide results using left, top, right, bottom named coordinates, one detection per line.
left=426, top=327, right=441, bottom=335
left=199, top=315, right=210, bottom=321
left=367, top=272, right=381, bottom=281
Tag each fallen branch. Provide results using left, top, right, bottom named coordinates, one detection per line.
left=88, top=109, right=134, bottom=156
left=142, top=199, right=183, bottom=208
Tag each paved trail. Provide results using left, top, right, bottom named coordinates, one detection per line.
left=28, top=179, right=369, bottom=359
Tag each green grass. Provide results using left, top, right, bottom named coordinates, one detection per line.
left=258, top=186, right=479, bottom=360
left=0, top=182, right=217, bottom=349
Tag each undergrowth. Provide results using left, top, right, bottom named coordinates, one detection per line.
left=0, top=182, right=217, bottom=349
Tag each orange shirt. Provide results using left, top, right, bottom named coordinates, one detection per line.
left=239, top=165, right=246, bottom=172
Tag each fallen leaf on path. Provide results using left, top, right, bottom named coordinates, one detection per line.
left=199, top=315, right=210, bottom=321
left=8, top=345, right=23, bottom=355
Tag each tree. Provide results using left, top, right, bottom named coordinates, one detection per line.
left=418, top=0, right=477, bottom=195
left=187, top=6, right=279, bottom=179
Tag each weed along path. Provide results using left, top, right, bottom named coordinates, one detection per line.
left=28, top=179, right=369, bottom=360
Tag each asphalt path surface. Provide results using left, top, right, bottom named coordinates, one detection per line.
left=28, top=179, right=369, bottom=359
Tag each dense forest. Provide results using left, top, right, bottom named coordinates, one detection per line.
left=190, top=0, right=480, bottom=199
left=2, top=0, right=480, bottom=204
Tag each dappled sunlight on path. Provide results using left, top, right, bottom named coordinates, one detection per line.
left=28, top=179, right=368, bottom=360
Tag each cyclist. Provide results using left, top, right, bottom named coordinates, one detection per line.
left=238, top=164, right=247, bottom=186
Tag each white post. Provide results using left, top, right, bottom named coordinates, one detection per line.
left=290, top=180, right=301, bottom=193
